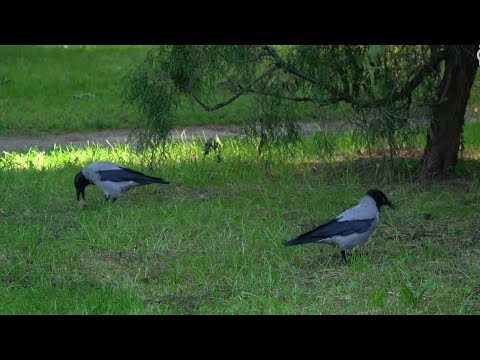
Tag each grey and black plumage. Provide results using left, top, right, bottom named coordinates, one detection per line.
left=283, top=189, right=394, bottom=262
left=74, top=161, right=170, bottom=204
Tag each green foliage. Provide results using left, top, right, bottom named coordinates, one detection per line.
left=122, top=45, right=451, bottom=165
left=123, top=46, right=318, bottom=157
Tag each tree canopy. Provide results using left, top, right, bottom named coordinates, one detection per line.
left=123, top=45, right=478, bottom=178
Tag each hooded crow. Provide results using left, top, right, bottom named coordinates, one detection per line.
left=74, top=161, right=170, bottom=205
left=283, top=189, right=394, bottom=263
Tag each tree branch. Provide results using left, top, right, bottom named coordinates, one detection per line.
left=258, top=45, right=320, bottom=85
left=395, top=46, right=444, bottom=102
left=191, top=65, right=278, bottom=112
left=236, top=85, right=314, bottom=103
left=258, top=44, right=446, bottom=109
left=195, top=45, right=447, bottom=114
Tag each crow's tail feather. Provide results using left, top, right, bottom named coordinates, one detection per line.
left=283, top=233, right=317, bottom=246
left=132, top=174, right=170, bottom=185
left=147, top=176, right=170, bottom=184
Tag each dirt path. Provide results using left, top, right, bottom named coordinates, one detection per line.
left=0, top=121, right=349, bottom=152
left=2, top=116, right=479, bottom=153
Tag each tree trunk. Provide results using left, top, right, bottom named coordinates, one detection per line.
left=418, top=45, right=478, bottom=180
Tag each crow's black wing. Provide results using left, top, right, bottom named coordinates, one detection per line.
left=98, top=167, right=169, bottom=184
left=284, top=217, right=374, bottom=246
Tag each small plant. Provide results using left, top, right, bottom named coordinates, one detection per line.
left=0, top=75, right=12, bottom=86
left=203, top=137, right=223, bottom=162
left=400, top=279, right=437, bottom=307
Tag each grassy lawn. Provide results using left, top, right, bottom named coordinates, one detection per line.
left=0, top=45, right=337, bottom=136
left=1, top=123, right=480, bottom=314
left=0, top=45, right=148, bottom=135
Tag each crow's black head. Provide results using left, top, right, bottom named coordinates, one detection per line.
left=366, top=189, right=394, bottom=210
left=74, top=171, right=92, bottom=201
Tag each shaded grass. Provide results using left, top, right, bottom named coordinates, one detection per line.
left=1, top=127, right=480, bottom=314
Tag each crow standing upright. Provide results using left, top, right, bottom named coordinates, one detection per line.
left=283, top=189, right=394, bottom=263
left=74, top=161, right=170, bottom=205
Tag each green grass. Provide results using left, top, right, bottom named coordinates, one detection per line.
left=1, top=124, right=480, bottom=314
left=0, top=45, right=339, bottom=136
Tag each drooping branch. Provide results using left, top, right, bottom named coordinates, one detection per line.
left=236, top=84, right=314, bottom=103
left=395, top=45, right=445, bottom=102
left=191, top=65, right=278, bottom=112
left=192, top=45, right=447, bottom=115
left=258, top=45, right=320, bottom=85
left=258, top=44, right=447, bottom=109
